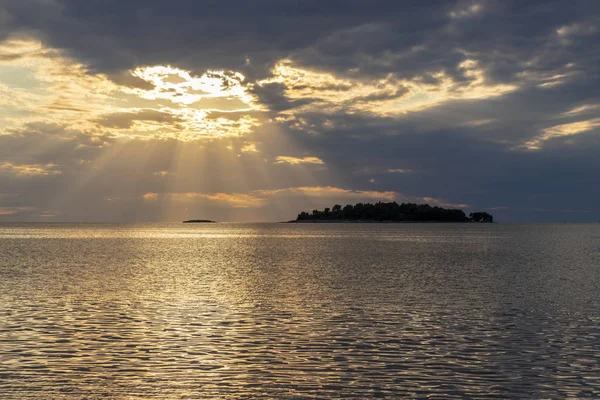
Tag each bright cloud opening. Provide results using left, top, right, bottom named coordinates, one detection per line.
left=0, top=37, right=263, bottom=141
left=130, top=65, right=257, bottom=108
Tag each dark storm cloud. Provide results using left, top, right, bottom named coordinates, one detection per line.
left=3, top=1, right=597, bottom=80
left=1, top=0, right=599, bottom=221
left=2, top=0, right=442, bottom=76
left=296, top=1, right=600, bottom=82
left=3, top=0, right=598, bottom=98
left=250, top=82, right=316, bottom=112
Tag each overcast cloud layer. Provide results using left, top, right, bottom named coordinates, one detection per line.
left=0, top=0, right=599, bottom=222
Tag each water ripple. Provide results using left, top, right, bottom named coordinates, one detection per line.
left=1, top=223, right=600, bottom=398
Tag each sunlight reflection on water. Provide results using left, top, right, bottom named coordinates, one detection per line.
left=1, top=223, right=600, bottom=398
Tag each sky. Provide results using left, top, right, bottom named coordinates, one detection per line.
left=0, top=0, right=599, bottom=222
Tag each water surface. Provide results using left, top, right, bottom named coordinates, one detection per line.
left=1, top=223, right=600, bottom=398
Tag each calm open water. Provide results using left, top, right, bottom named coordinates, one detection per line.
left=1, top=223, right=600, bottom=399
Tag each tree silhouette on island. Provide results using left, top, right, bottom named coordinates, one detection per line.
left=292, top=202, right=494, bottom=223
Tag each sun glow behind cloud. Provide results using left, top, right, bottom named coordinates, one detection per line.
left=130, top=65, right=256, bottom=107
left=0, top=37, right=263, bottom=141
left=0, top=37, right=520, bottom=146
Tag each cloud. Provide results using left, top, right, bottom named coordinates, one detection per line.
left=562, top=104, right=600, bottom=116
left=38, top=212, right=60, bottom=217
left=141, top=186, right=400, bottom=210
left=240, top=143, right=259, bottom=153
left=129, top=65, right=258, bottom=109
left=449, top=2, right=484, bottom=19
left=556, top=22, right=597, bottom=44
left=0, top=161, right=62, bottom=176
left=275, top=156, right=325, bottom=165
left=257, top=59, right=517, bottom=118
left=198, top=193, right=266, bottom=208
left=94, top=110, right=184, bottom=129
left=0, top=37, right=264, bottom=141
left=0, top=206, right=36, bottom=215
left=134, top=187, right=475, bottom=222
left=524, top=118, right=600, bottom=150
left=257, top=60, right=410, bottom=114
left=253, top=186, right=398, bottom=202
left=421, top=197, right=469, bottom=209
left=141, top=192, right=266, bottom=208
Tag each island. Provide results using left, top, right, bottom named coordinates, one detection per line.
left=182, top=220, right=216, bottom=223
left=290, top=202, right=494, bottom=223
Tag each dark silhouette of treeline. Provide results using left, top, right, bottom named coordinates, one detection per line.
left=295, top=202, right=494, bottom=223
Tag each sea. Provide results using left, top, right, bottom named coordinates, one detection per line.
left=1, top=223, right=599, bottom=399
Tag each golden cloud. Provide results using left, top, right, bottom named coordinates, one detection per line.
left=523, top=118, right=600, bottom=149
left=199, top=193, right=267, bottom=208
left=562, top=104, right=600, bottom=116
left=253, top=186, right=397, bottom=201
left=140, top=192, right=266, bottom=208
left=0, top=162, right=62, bottom=176
left=241, top=143, right=259, bottom=153
left=275, top=156, right=325, bottom=165
left=258, top=59, right=517, bottom=118
left=516, top=64, right=578, bottom=89
left=38, top=212, right=60, bottom=218
left=0, top=37, right=263, bottom=141
left=140, top=186, right=400, bottom=209
left=421, top=197, right=469, bottom=209
left=0, top=37, right=520, bottom=142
